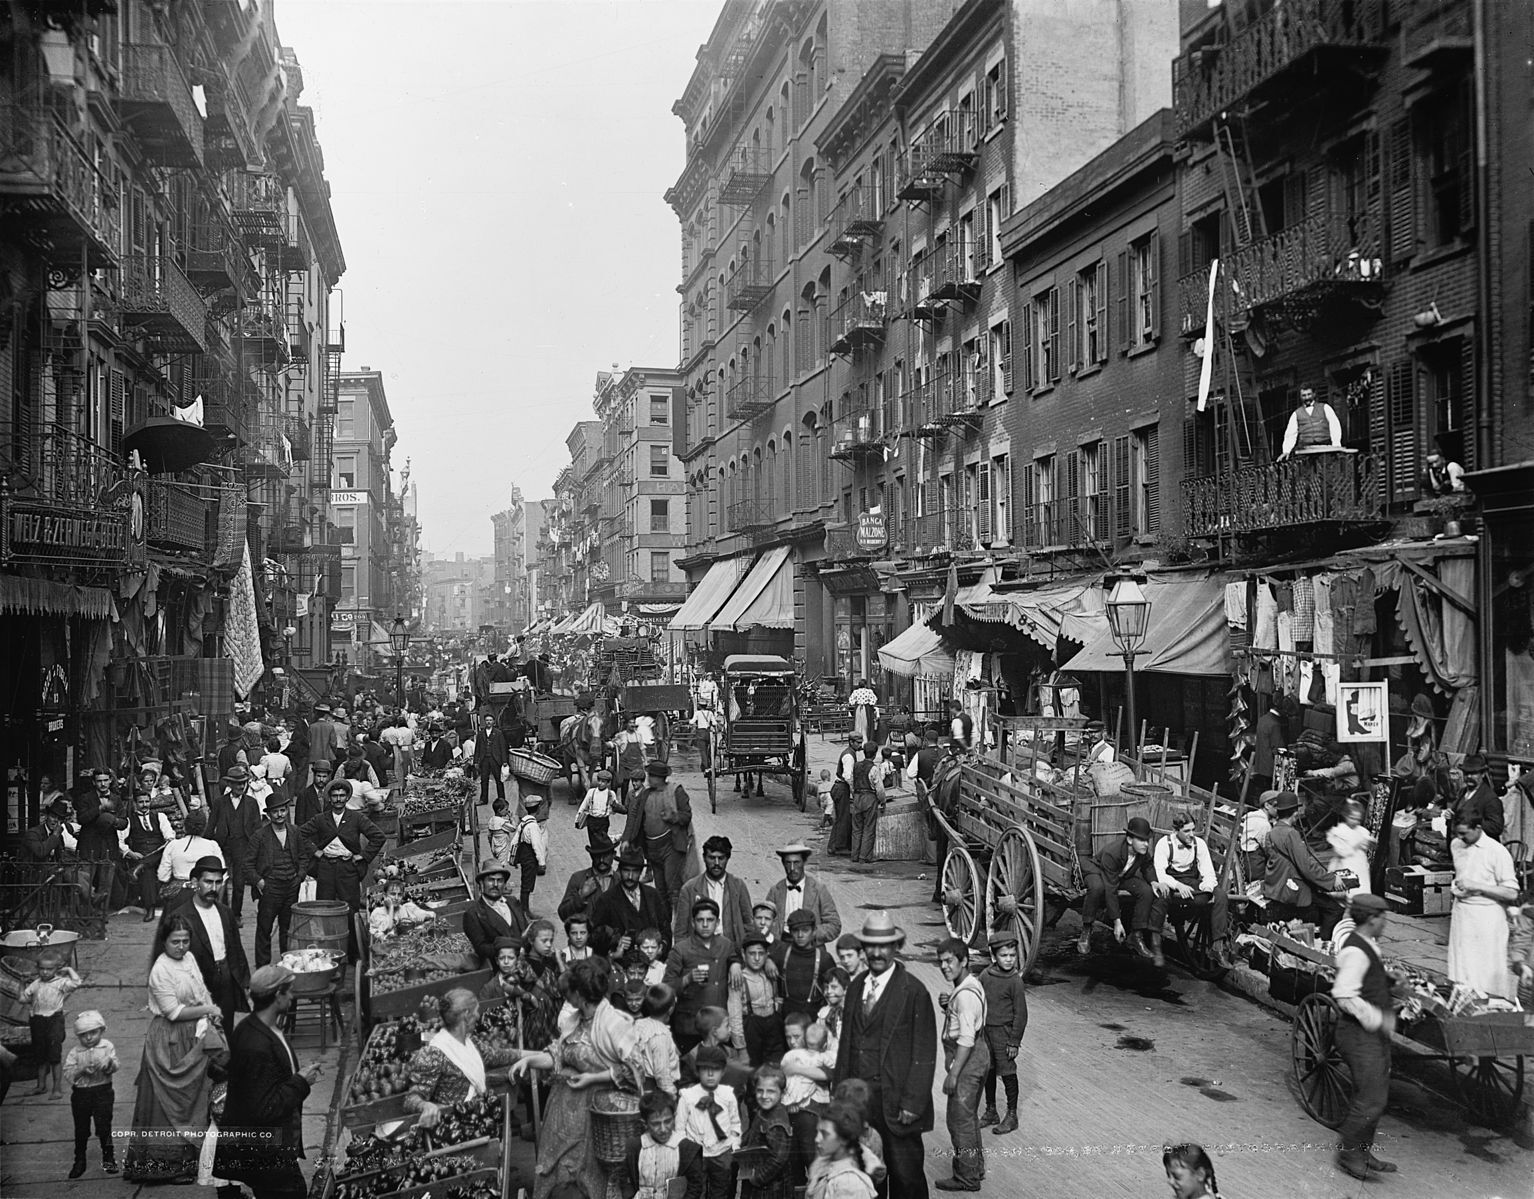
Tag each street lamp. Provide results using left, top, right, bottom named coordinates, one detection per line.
left=389, top=614, right=409, bottom=706
left=1105, top=576, right=1151, bottom=757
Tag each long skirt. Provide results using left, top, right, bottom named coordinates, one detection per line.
left=828, top=782, right=853, bottom=855
left=122, top=1015, right=212, bottom=1182
left=1448, top=899, right=1513, bottom=998
left=532, top=1079, right=615, bottom=1199
left=853, top=704, right=876, bottom=745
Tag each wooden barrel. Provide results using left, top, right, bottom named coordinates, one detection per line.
left=290, top=901, right=350, bottom=958
left=1148, top=796, right=1203, bottom=835
left=1063, top=788, right=1096, bottom=858
left=0, top=956, right=38, bottom=1028
left=1090, top=799, right=1149, bottom=857
left=874, top=799, right=929, bottom=861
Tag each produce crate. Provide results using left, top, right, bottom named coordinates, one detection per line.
left=386, top=828, right=458, bottom=858
left=1440, top=1011, right=1534, bottom=1057
left=365, top=969, right=492, bottom=1030
left=334, top=1138, right=500, bottom=1198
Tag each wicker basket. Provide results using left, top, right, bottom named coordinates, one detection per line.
left=590, top=1091, right=642, bottom=1164
left=509, top=748, right=561, bottom=785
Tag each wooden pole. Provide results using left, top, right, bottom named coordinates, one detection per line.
left=1184, top=731, right=1199, bottom=800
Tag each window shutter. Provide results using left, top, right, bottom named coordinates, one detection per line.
left=1458, top=337, right=1476, bottom=471
left=1456, top=82, right=1476, bottom=235
left=1386, top=117, right=1415, bottom=265
left=1066, top=276, right=1079, bottom=375
left=109, top=371, right=125, bottom=458
left=996, top=455, right=1011, bottom=541
left=1047, top=289, right=1061, bottom=382
left=1115, top=249, right=1130, bottom=354
left=1113, top=434, right=1131, bottom=540
left=1020, top=463, right=1036, bottom=548
left=977, top=461, right=992, bottom=542
left=1144, top=425, right=1161, bottom=533
left=1386, top=359, right=1418, bottom=503
left=1177, top=228, right=1194, bottom=278
left=1063, top=450, right=1080, bottom=544
left=1094, top=260, right=1109, bottom=364
left=1019, top=302, right=1033, bottom=392
left=978, top=201, right=992, bottom=270
left=997, top=59, right=1008, bottom=120
left=1147, top=231, right=1161, bottom=340
left=1000, top=319, right=1013, bottom=395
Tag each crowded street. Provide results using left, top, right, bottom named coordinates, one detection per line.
left=4, top=1, right=1534, bottom=1198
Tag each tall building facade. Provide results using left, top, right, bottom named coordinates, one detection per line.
left=1, top=0, right=345, bottom=805
left=490, top=493, right=541, bottom=635
left=331, top=369, right=395, bottom=664
left=667, top=0, right=1176, bottom=680
left=423, top=552, right=495, bottom=634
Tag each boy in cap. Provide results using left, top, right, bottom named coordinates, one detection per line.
left=679, top=1042, right=741, bottom=1199
left=752, top=901, right=778, bottom=946
left=509, top=792, right=550, bottom=911
left=770, top=909, right=835, bottom=1022
left=729, top=932, right=784, bottom=1066
left=1330, top=893, right=1399, bottom=1181
left=63, top=1010, right=118, bottom=1177
left=977, top=933, right=1028, bottom=1135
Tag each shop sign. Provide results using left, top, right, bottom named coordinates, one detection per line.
left=855, top=511, right=887, bottom=552
left=330, top=491, right=367, bottom=506
left=3, top=502, right=130, bottom=565
left=1337, top=681, right=1389, bottom=743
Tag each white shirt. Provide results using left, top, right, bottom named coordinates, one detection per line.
left=1332, top=930, right=1389, bottom=1033
left=159, top=836, right=225, bottom=883
left=861, top=963, right=896, bottom=1013
left=678, top=1083, right=741, bottom=1158
left=942, top=973, right=986, bottom=1047
left=1153, top=834, right=1217, bottom=893
left=706, top=876, right=725, bottom=911
left=781, top=878, right=805, bottom=921
left=193, top=900, right=226, bottom=962
left=260, top=752, right=292, bottom=784
left=120, top=811, right=176, bottom=854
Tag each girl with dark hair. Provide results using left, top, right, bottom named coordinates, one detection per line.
left=509, top=956, right=642, bottom=1199
left=123, top=916, right=220, bottom=1182
left=1162, top=1142, right=1222, bottom=1198
left=631, top=984, right=681, bottom=1096
left=402, top=987, right=520, bottom=1127
left=806, top=1102, right=875, bottom=1199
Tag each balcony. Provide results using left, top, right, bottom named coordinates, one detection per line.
left=119, top=256, right=208, bottom=352
left=0, top=106, right=121, bottom=268
left=1022, top=494, right=1109, bottom=550
left=231, top=175, right=289, bottom=247
left=144, top=480, right=210, bottom=555
left=1182, top=450, right=1384, bottom=539
left=904, top=258, right=942, bottom=322
left=725, top=258, right=774, bottom=312
left=828, top=291, right=888, bottom=355
left=1172, top=0, right=1387, bottom=140
left=287, top=418, right=312, bottom=462
left=828, top=187, right=884, bottom=257
left=240, top=303, right=290, bottom=365
left=897, top=110, right=979, bottom=201
left=903, top=509, right=960, bottom=556
left=202, top=74, right=260, bottom=171
left=117, top=43, right=204, bottom=168
left=185, top=219, right=250, bottom=297
left=728, top=499, right=774, bottom=532
left=828, top=408, right=885, bottom=461
left=288, top=319, right=312, bottom=364
left=724, top=373, right=774, bottom=423
left=268, top=522, right=310, bottom=554
left=928, top=240, right=982, bottom=305
left=719, top=147, right=772, bottom=207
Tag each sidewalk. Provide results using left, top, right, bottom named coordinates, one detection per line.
left=1, top=907, right=347, bottom=1199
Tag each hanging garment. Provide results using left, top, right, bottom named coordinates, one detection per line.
left=1291, top=577, right=1316, bottom=641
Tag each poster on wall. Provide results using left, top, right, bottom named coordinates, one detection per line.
left=1337, top=681, right=1389, bottom=743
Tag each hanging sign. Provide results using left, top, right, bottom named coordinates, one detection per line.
left=1336, top=681, right=1389, bottom=743
left=855, top=511, right=887, bottom=552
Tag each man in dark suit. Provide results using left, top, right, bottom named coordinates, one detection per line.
left=418, top=723, right=453, bottom=771
left=216, top=723, right=248, bottom=777
left=619, top=761, right=692, bottom=915
left=209, top=765, right=263, bottom=925
left=171, top=855, right=250, bottom=1029
left=763, top=845, right=841, bottom=946
left=293, top=759, right=333, bottom=827
left=306, top=705, right=344, bottom=772
left=213, top=964, right=321, bottom=1199
left=248, top=796, right=310, bottom=968
left=19, top=799, right=71, bottom=863
left=556, top=838, right=621, bottom=924
left=592, top=845, right=670, bottom=957
left=462, top=861, right=529, bottom=969
left=72, top=770, right=127, bottom=863
left=298, top=782, right=384, bottom=947
left=1079, top=814, right=1169, bottom=966
left=1455, top=753, right=1505, bottom=841
left=475, top=713, right=508, bottom=805
left=833, top=910, right=938, bottom=1199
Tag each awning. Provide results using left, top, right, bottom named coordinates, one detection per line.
left=567, top=602, right=610, bottom=636
left=878, top=622, right=957, bottom=680
left=710, top=545, right=795, bottom=632
left=981, top=577, right=1108, bottom=648
left=0, top=575, right=115, bottom=620
left=669, top=557, right=746, bottom=631
left=1063, top=575, right=1231, bottom=676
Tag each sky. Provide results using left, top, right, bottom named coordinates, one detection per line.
left=276, top=0, right=719, bottom=557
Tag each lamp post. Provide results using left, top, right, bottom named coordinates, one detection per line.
left=1105, top=576, right=1151, bottom=757
left=389, top=614, right=409, bottom=707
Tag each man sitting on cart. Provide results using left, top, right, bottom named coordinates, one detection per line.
left=1078, top=816, right=1167, bottom=967
left=1151, top=813, right=1222, bottom=941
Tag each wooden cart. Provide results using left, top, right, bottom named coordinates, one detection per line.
left=704, top=655, right=809, bottom=814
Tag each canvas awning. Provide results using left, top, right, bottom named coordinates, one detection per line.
left=669, top=557, right=746, bottom=631
left=709, top=546, right=795, bottom=631
left=982, top=577, right=1108, bottom=648
left=878, top=622, right=957, bottom=680
left=567, top=602, right=611, bottom=636
left=1063, top=575, right=1231, bottom=676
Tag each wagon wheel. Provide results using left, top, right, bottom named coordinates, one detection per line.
left=1168, top=904, right=1227, bottom=981
left=1291, top=993, right=1351, bottom=1129
left=791, top=735, right=808, bottom=811
left=1453, top=1054, right=1525, bottom=1128
left=941, top=845, right=983, bottom=948
left=985, top=827, right=1045, bottom=971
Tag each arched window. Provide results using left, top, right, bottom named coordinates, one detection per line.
left=780, top=430, right=792, bottom=507
left=780, top=309, right=793, bottom=381
left=765, top=440, right=777, bottom=506
left=798, top=412, right=817, bottom=508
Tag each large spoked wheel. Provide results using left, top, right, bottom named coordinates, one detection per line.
left=941, top=845, right=983, bottom=948
left=1454, top=1054, right=1525, bottom=1129
left=1291, top=994, right=1351, bottom=1129
left=791, top=736, right=807, bottom=811
left=985, top=827, right=1045, bottom=970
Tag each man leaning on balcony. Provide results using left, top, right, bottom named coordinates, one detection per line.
left=1278, top=386, right=1343, bottom=459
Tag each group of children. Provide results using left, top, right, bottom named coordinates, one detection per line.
left=13, top=950, right=121, bottom=1179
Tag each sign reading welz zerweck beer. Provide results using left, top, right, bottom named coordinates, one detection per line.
left=855, top=511, right=887, bottom=552
left=3, top=502, right=130, bottom=564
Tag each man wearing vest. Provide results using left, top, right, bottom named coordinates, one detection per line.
left=121, top=790, right=175, bottom=922
left=248, top=795, right=310, bottom=968
left=849, top=742, right=887, bottom=864
left=834, top=910, right=937, bottom=1199
left=300, top=781, right=384, bottom=958
left=619, top=761, right=692, bottom=916
left=1330, top=893, right=1400, bottom=1181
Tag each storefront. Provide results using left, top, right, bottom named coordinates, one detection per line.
left=1463, top=461, right=1534, bottom=766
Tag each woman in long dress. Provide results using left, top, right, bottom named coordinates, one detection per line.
left=508, top=958, right=640, bottom=1199
left=123, top=915, right=221, bottom=1182
left=1448, top=814, right=1520, bottom=998
left=847, top=682, right=879, bottom=748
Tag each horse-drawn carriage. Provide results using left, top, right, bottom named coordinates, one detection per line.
left=923, top=716, right=1245, bottom=977
left=702, top=654, right=809, bottom=814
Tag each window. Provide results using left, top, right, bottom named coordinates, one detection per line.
left=1031, top=287, right=1060, bottom=386
left=991, top=454, right=1011, bottom=544
left=649, top=394, right=669, bottom=425
left=958, top=210, right=976, bottom=282
left=1422, top=82, right=1474, bottom=247
left=649, top=498, right=669, bottom=531
left=1035, top=455, right=1055, bottom=545
left=1072, top=259, right=1107, bottom=370
left=649, top=445, right=669, bottom=478
left=1126, top=234, right=1160, bottom=349
left=1082, top=442, right=1103, bottom=540
left=1132, top=426, right=1160, bottom=535
left=984, top=58, right=1007, bottom=131
left=340, top=564, right=355, bottom=599
left=650, top=551, right=671, bottom=581
left=334, top=508, right=356, bottom=545
left=939, top=474, right=955, bottom=544
left=335, top=455, right=357, bottom=489
left=982, top=186, right=1008, bottom=269
left=335, top=398, right=355, bottom=439
left=988, top=320, right=1011, bottom=399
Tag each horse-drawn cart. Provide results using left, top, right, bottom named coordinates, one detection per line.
left=924, top=719, right=1245, bottom=977
left=703, top=655, right=809, bottom=814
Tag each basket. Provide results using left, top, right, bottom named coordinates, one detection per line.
left=590, top=1091, right=642, bottom=1164
left=509, top=748, right=561, bottom=785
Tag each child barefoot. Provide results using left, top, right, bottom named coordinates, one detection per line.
left=22, top=950, right=81, bottom=1098
left=816, top=770, right=835, bottom=829
left=487, top=798, right=512, bottom=860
